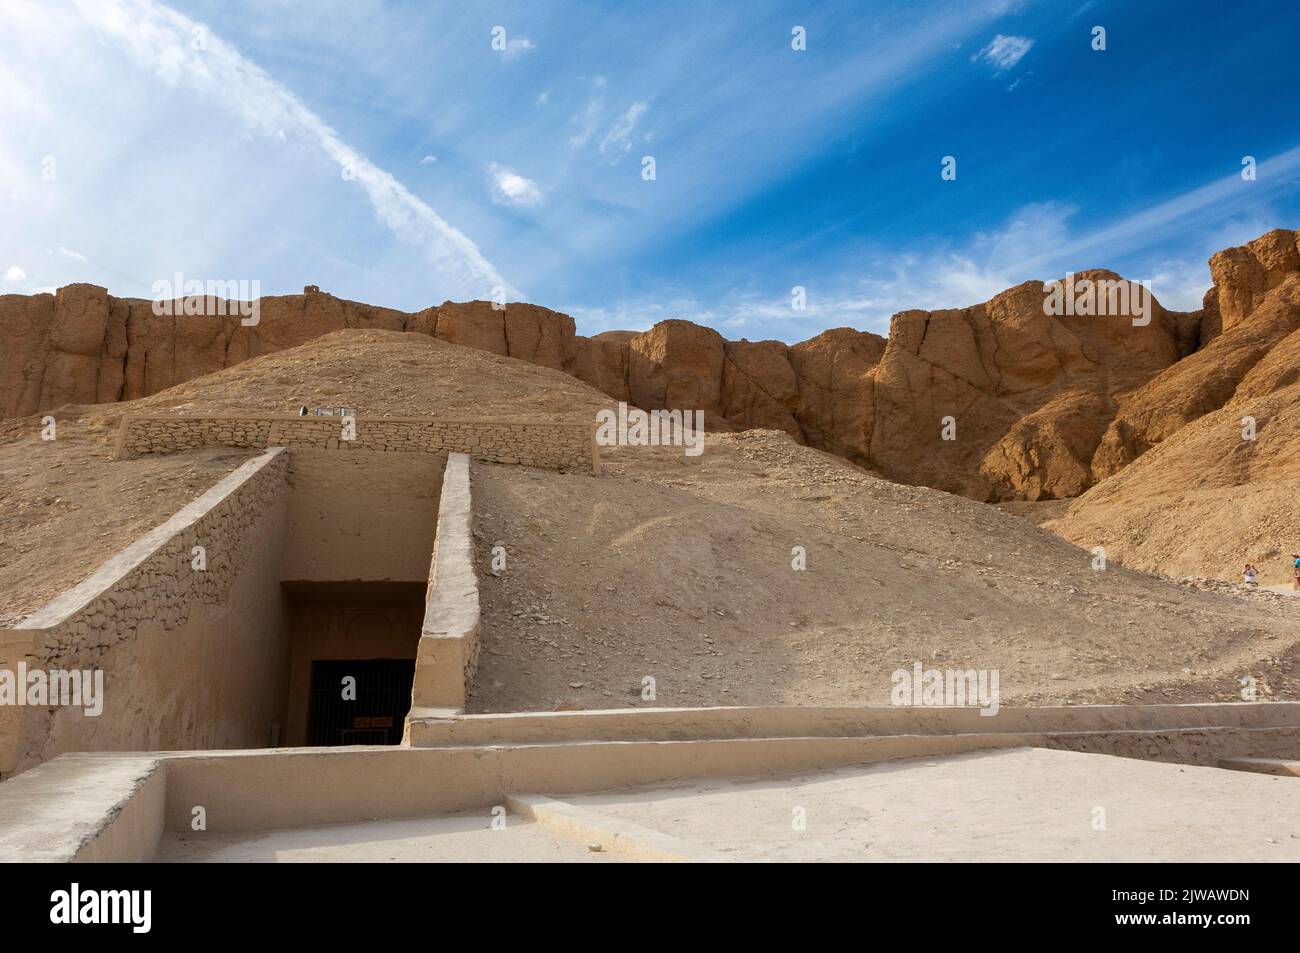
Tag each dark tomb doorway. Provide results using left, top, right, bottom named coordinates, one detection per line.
left=306, top=658, right=416, bottom=746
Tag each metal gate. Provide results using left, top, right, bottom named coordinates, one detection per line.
left=306, top=658, right=416, bottom=746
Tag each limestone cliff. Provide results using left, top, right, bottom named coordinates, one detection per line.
left=3, top=227, right=1297, bottom=501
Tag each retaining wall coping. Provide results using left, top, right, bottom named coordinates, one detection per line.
left=407, top=701, right=1300, bottom=746
left=118, top=411, right=596, bottom=427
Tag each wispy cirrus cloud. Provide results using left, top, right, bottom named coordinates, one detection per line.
left=68, top=0, right=513, bottom=298
left=972, top=34, right=1034, bottom=71
left=599, top=102, right=649, bottom=157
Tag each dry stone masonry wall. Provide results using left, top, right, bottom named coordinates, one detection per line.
left=15, top=448, right=288, bottom=668
left=115, top=414, right=597, bottom=473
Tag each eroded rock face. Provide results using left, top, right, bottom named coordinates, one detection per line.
left=1206, top=228, right=1300, bottom=335
left=1091, top=237, right=1300, bottom=481
left=4, top=228, right=1297, bottom=501
left=868, top=274, right=1186, bottom=499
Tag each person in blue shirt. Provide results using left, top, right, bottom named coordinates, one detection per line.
left=1293, top=554, right=1300, bottom=591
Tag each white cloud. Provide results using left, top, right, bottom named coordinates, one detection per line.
left=567, top=203, right=1078, bottom=339
left=568, top=96, right=603, bottom=149
left=420, top=155, right=437, bottom=165
left=599, top=102, right=648, bottom=156
left=1016, top=143, right=1300, bottom=275
left=3, top=265, right=27, bottom=283
left=1149, top=259, right=1211, bottom=312
left=55, top=246, right=87, bottom=261
left=505, top=37, right=534, bottom=56
left=72, top=0, right=512, bottom=298
left=972, top=34, right=1034, bottom=71
left=488, top=163, right=542, bottom=208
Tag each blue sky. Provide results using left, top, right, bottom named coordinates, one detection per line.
left=2, top=0, right=1298, bottom=341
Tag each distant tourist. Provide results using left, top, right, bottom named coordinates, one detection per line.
left=1243, top=564, right=1258, bottom=586
left=1293, top=554, right=1300, bottom=590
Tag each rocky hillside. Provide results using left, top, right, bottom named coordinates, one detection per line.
left=3, top=228, right=1297, bottom=501
left=1048, top=239, right=1300, bottom=582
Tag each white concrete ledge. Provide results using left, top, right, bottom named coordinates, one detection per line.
left=0, top=755, right=163, bottom=863
left=9, top=706, right=1300, bottom=860
left=408, top=701, right=1300, bottom=747
left=505, top=793, right=725, bottom=862
left=409, top=453, right=480, bottom=716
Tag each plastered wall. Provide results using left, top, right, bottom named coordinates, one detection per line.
left=281, top=449, right=443, bottom=583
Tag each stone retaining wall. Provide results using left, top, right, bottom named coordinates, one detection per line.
left=114, top=413, right=598, bottom=473
left=0, top=449, right=292, bottom=777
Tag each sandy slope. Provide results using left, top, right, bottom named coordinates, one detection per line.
left=470, top=429, right=1300, bottom=711
left=0, top=413, right=256, bottom=627
left=1048, top=369, right=1300, bottom=587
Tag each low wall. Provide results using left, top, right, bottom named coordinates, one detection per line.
left=1042, top=725, right=1300, bottom=767
left=114, top=413, right=598, bottom=473
left=408, top=701, right=1300, bottom=747
left=7, top=702, right=1300, bottom=858
left=408, top=453, right=480, bottom=716
left=0, top=755, right=164, bottom=863
left=0, top=732, right=1025, bottom=856
left=0, top=449, right=293, bottom=777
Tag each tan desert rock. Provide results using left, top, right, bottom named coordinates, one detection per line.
left=1091, top=273, right=1300, bottom=480
left=1051, top=243, right=1300, bottom=582
left=6, top=228, right=1300, bottom=504
left=868, top=274, right=1182, bottom=499
left=1206, top=227, right=1300, bottom=335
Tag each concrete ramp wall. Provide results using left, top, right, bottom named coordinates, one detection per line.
left=409, top=453, right=480, bottom=717
left=0, top=449, right=293, bottom=778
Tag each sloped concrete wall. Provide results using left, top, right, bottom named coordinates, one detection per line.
left=409, top=453, right=480, bottom=715
left=0, top=449, right=293, bottom=777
